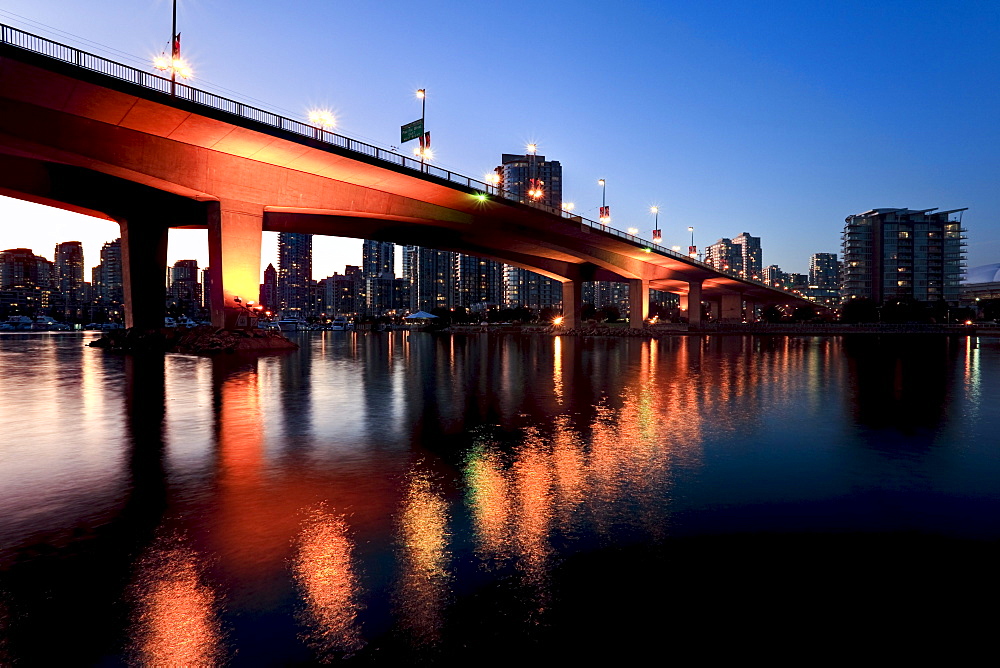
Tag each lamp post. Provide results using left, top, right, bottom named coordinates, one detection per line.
left=688, top=226, right=697, bottom=260
left=598, top=179, right=609, bottom=224
left=415, top=89, right=430, bottom=168
left=651, top=206, right=661, bottom=244
left=526, top=143, right=543, bottom=203
left=153, top=0, right=192, bottom=95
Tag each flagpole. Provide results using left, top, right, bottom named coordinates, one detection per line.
left=170, top=0, right=177, bottom=96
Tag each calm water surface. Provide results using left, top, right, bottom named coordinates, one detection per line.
left=1, top=332, right=998, bottom=664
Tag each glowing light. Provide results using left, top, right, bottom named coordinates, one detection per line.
left=643, top=247, right=652, bottom=253
left=472, top=192, right=489, bottom=202
left=628, top=227, right=638, bottom=235
left=526, top=143, right=538, bottom=154
left=416, top=88, right=426, bottom=99
left=650, top=206, right=659, bottom=214
left=562, top=202, right=575, bottom=211
left=672, top=245, right=681, bottom=251
left=153, top=55, right=171, bottom=71
left=485, top=173, right=501, bottom=184
left=598, top=179, right=605, bottom=186
left=552, top=316, right=565, bottom=326
left=308, top=109, right=336, bottom=129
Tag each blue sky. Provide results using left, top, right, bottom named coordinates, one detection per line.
left=1, top=0, right=996, bottom=279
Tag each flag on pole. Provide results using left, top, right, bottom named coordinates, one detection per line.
left=172, top=33, right=181, bottom=60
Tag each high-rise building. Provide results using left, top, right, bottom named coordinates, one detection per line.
left=0, top=247, right=55, bottom=315
left=705, top=238, right=738, bottom=272
left=91, top=239, right=123, bottom=308
left=168, top=259, right=201, bottom=314
left=362, top=240, right=396, bottom=315
left=733, top=232, right=762, bottom=278
left=323, top=265, right=361, bottom=316
left=809, top=253, right=840, bottom=289
left=504, top=265, right=562, bottom=311
left=495, top=152, right=564, bottom=310
left=278, top=233, right=312, bottom=317
left=495, top=152, right=563, bottom=207
left=405, top=245, right=455, bottom=313
left=455, top=254, right=502, bottom=311
left=763, top=264, right=785, bottom=288
left=259, top=263, right=278, bottom=314
left=54, top=241, right=84, bottom=297
left=842, top=208, right=967, bottom=304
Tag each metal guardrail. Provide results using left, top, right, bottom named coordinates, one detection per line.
left=1, top=22, right=814, bottom=299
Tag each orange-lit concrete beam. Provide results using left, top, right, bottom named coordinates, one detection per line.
left=207, top=201, right=264, bottom=329
left=629, top=279, right=649, bottom=329
left=721, top=293, right=743, bottom=323
left=562, top=280, right=582, bottom=329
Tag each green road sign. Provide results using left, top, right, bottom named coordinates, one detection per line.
left=401, top=119, right=424, bottom=143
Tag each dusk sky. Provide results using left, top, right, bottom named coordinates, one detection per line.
left=0, top=0, right=996, bottom=280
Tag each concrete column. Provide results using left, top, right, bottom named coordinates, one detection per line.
left=207, top=201, right=264, bottom=329
left=120, top=218, right=169, bottom=329
left=561, top=279, right=582, bottom=329
left=629, top=278, right=650, bottom=328
left=745, top=300, right=757, bottom=322
left=721, top=293, right=743, bottom=323
left=682, top=280, right=703, bottom=327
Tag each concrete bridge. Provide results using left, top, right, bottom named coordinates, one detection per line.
left=0, top=24, right=818, bottom=329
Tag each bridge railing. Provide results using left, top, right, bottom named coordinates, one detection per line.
left=2, top=22, right=817, bottom=300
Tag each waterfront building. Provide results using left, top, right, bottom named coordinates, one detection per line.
left=841, top=208, right=967, bottom=304
left=455, top=254, right=502, bottom=311
left=362, top=240, right=396, bottom=315
left=495, top=151, right=564, bottom=313
left=323, top=265, right=362, bottom=316
left=733, top=232, right=762, bottom=278
left=278, top=233, right=312, bottom=317
left=504, top=265, right=562, bottom=311
left=705, top=238, right=739, bottom=272
left=809, top=252, right=840, bottom=289
left=91, top=239, right=123, bottom=315
left=259, top=263, right=278, bottom=314
left=168, top=259, right=201, bottom=315
left=53, top=241, right=85, bottom=321
left=763, top=264, right=785, bottom=288
left=0, top=247, right=54, bottom=316
left=405, top=245, right=456, bottom=313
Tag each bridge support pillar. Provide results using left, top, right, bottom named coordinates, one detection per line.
left=629, top=279, right=649, bottom=329
left=745, top=300, right=757, bottom=322
left=682, top=281, right=702, bottom=327
left=561, top=280, right=582, bottom=329
left=207, top=201, right=264, bottom=329
left=721, top=293, right=743, bottom=323
left=120, top=218, right=169, bottom=329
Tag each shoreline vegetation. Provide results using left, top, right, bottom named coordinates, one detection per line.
left=444, top=322, right=997, bottom=337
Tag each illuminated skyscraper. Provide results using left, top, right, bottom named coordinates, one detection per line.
left=278, top=232, right=312, bottom=317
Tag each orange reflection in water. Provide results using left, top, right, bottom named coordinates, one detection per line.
left=128, top=532, right=223, bottom=667
left=396, top=470, right=450, bottom=647
left=292, top=505, right=364, bottom=660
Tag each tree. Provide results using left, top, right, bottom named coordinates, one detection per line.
left=840, top=297, right=878, bottom=324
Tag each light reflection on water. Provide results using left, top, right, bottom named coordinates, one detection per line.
left=0, top=331, right=998, bottom=663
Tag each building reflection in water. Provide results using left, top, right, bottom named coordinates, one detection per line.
left=127, top=531, right=223, bottom=667
left=292, top=504, right=364, bottom=660
left=395, top=469, right=451, bottom=648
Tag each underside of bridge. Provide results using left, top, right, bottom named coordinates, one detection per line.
left=0, top=44, right=818, bottom=329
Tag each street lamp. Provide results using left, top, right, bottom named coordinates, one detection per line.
left=598, top=179, right=609, bottom=224
left=415, top=89, right=430, bottom=166
left=651, top=206, right=661, bottom=244
left=152, top=0, right=192, bottom=95
left=688, top=226, right=697, bottom=259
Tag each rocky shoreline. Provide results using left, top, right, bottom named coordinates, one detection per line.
left=88, top=326, right=299, bottom=354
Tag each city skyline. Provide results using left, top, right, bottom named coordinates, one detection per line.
left=0, top=1, right=996, bottom=279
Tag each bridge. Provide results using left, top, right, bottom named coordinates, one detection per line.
left=0, top=24, right=819, bottom=329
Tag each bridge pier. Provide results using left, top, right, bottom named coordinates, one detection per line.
left=721, top=293, right=743, bottom=323
left=561, top=280, right=582, bottom=329
left=207, top=201, right=264, bottom=329
left=745, top=300, right=757, bottom=322
left=629, top=279, right=649, bottom=328
left=120, top=218, right=170, bottom=329
left=682, top=281, right=703, bottom=327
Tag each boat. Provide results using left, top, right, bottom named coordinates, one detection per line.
left=330, top=316, right=350, bottom=331
left=277, top=317, right=307, bottom=332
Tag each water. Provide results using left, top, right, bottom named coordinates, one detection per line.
left=1, top=331, right=998, bottom=664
